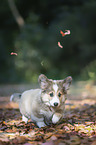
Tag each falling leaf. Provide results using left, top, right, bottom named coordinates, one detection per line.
left=58, top=41, right=63, bottom=48
left=11, top=52, right=17, bottom=56
left=60, top=30, right=66, bottom=37
left=60, top=30, right=70, bottom=37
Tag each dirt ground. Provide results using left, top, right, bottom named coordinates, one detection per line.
left=0, top=82, right=96, bottom=145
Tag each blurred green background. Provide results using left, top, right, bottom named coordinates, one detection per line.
left=0, top=0, right=96, bottom=84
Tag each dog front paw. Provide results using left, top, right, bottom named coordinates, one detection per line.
left=36, top=121, right=47, bottom=128
left=52, top=113, right=62, bottom=124
left=22, top=115, right=28, bottom=123
left=44, top=116, right=52, bottom=126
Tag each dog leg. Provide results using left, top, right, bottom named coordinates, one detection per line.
left=22, top=115, right=28, bottom=123
left=36, top=121, right=46, bottom=128
left=52, top=113, right=62, bottom=124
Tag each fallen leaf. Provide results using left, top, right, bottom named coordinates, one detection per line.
left=23, top=143, right=34, bottom=145
left=69, top=135, right=81, bottom=145
left=42, top=141, right=54, bottom=145
left=0, top=134, right=9, bottom=142
left=64, top=126, right=70, bottom=131
left=91, top=141, right=96, bottom=145
left=12, top=136, right=27, bottom=144
left=50, top=135, right=57, bottom=140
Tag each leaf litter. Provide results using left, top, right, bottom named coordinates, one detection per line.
left=0, top=95, right=96, bottom=145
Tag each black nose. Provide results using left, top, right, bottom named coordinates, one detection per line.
left=54, top=102, right=58, bottom=106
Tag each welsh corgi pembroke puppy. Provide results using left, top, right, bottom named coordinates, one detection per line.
left=10, top=74, right=72, bottom=128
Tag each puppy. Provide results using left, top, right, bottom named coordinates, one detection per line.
left=10, top=74, right=72, bottom=128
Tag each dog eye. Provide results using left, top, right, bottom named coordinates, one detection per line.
left=49, top=92, right=54, bottom=97
left=58, top=92, right=61, bottom=97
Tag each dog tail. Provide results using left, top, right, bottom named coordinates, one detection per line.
left=10, top=93, right=21, bottom=103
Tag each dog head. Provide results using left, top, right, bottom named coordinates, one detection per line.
left=38, top=74, right=72, bottom=107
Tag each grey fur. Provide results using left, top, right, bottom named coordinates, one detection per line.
left=10, top=93, right=21, bottom=103
left=10, top=74, right=72, bottom=128
left=11, top=89, right=53, bottom=127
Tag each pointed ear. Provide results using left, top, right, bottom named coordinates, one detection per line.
left=63, top=76, right=72, bottom=91
left=38, top=74, right=49, bottom=90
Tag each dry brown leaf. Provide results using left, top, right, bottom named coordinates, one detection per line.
left=91, top=141, right=96, bottom=145
left=69, top=135, right=81, bottom=145
left=50, top=135, right=57, bottom=141
left=12, top=136, right=27, bottom=144
left=23, top=143, right=34, bottom=145
left=42, top=141, right=54, bottom=145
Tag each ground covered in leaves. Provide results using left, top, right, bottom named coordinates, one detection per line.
left=0, top=83, right=96, bottom=145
